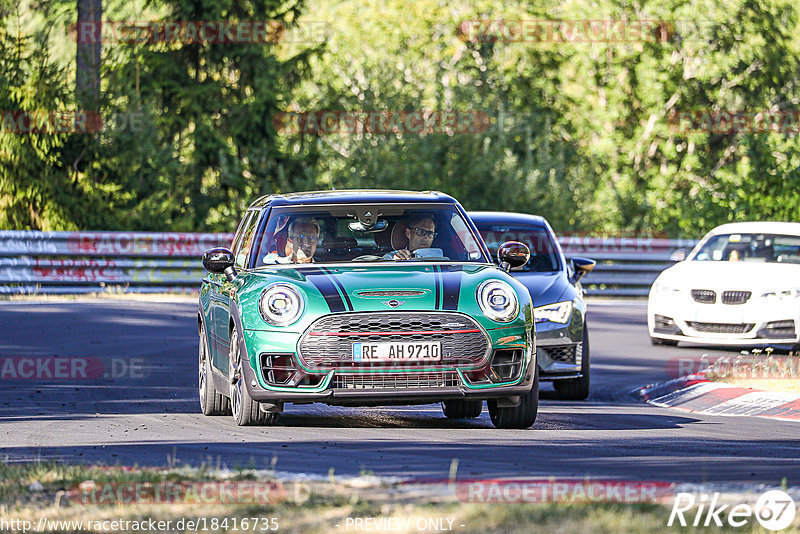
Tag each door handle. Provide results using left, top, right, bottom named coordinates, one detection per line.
left=202, top=277, right=222, bottom=288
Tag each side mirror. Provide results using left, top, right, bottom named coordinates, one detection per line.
left=571, top=257, right=596, bottom=283
left=497, top=241, right=530, bottom=272
left=670, top=248, right=688, bottom=262
left=202, top=247, right=237, bottom=281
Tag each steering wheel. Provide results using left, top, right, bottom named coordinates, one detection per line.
left=352, top=255, right=383, bottom=262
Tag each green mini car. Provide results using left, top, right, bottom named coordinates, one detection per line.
left=198, top=190, right=538, bottom=428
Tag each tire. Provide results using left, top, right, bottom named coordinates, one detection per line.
left=554, top=321, right=591, bottom=401
left=442, top=399, right=482, bottom=419
left=199, top=324, right=231, bottom=416
left=229, top=327, right=278, bottom=426
left=487, top=365, right=539, bottom=429
left=650, top=336, right=679, bottom=347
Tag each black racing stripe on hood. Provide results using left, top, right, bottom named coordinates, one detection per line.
left=295, top=266, right=347, bottom=313
left=439, top=265, right=463, bottom=310
left=320, top=267, right=354, bottom=311
left=433, top=265, right=441, bottom=310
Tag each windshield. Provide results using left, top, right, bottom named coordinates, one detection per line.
left=693, top=233, right=800, bottom=264
left=473, top=223, right=561, bottom=272
left=251, top=204, right=488, bottom=266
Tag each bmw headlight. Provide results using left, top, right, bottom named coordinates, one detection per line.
left=534, top=301, right=573, bottom=324
left=477, top=280, right=519, bottom=323
left=259, top=283, right=305, bottom=326
left=652, top=281, right=681, bottom=296
left=761, top=288, right=800, bottom=301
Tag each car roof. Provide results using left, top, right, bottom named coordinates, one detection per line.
left=706, top=221, right=800, bottom=237
left=468, top=211, right=548, bottom=227
left=249, top=190, right=457, bottom=209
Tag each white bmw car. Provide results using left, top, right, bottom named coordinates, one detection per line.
left=648, top=221, right=800, bottom=349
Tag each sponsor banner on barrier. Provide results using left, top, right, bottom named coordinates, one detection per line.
left=66, top=232, right=234, bottom=256
left=0, top=259, right=203, bottom=283
left=0, top=231, right=234, bottom=257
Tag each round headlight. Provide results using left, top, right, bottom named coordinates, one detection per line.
left=259, top=283, right=305, bottom=326
left=477, top=280, right=519, bottom=323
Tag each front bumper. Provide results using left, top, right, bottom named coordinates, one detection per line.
left=648, top=296, right=800, bottom=346
left=536, top=319, right=583, bottom=380
left=239, top=328, right=535, bottom=405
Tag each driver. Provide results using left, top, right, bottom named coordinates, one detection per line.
left=384, top=214, right=437, bottom=260
left=263, top=217, right=320, bottom=264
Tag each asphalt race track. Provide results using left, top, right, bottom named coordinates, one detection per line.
left=1, top=298, right=798, bottom=486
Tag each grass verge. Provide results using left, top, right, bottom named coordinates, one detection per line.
left=1, top=463, right=799, bottom=533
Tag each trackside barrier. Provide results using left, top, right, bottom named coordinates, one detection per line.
left=558, top=235, right=698, bottom=296
left=0, top=231, right=696, bottom=296
left=0, top=231, right=234, bottom=295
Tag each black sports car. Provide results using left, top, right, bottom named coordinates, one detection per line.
left=470, top=212, right=595, bottom=400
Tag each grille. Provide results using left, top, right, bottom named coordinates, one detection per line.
left=686, top=322, right=755, bottom=334
left=332, top=372, right=460, bottom=390
left=540, top=345, right=577, bottom=363
left=721, top=291, right=751, bottom=305
left=356, top=290, right=426, bottom=297
left=691, top=289, right=716, bottom=304
left=299, top=312, right=490, bottom=369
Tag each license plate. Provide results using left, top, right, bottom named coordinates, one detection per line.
left=352, top=341, right=441, bottom=362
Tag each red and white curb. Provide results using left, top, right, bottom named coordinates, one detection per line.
left=639, top=375, right=800, bottom=422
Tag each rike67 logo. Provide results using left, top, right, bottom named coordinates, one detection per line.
left=669, top=490, right=796, bottom=531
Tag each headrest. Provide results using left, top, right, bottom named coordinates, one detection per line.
left=391, top=222, right=408, bottom=250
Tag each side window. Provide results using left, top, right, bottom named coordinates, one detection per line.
left=234, top=211, right=260, bottom=269
left=230, top=212, right=253, bottom=256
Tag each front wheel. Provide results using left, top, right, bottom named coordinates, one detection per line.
left=554, top=321, right=590, bottom=401
left=442, top=399, right=482, bottom=419
left=229, top=327, right=278, bottom=426
left=650, top=336, right=678, bottom=347
left=487, top=366, right=539, bottom=429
